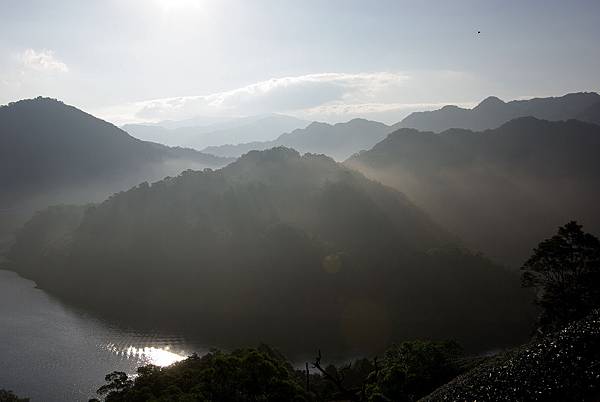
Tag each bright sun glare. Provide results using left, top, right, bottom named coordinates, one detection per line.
left=154, top=0, right=202, bottom=12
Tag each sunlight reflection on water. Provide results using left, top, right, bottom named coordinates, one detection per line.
left=0, top=269, right=200, bottom=401
left=103, top=342, right=188, bottom=367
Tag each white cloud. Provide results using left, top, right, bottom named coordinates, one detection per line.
left=94, top=70, right=483, bottom=125
left=20, top=49, right=69, bottom=73
left=96, top=72, right=409, bottom=124
left=137, top=72, right=410, bottom=119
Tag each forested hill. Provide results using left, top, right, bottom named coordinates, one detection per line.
left=396, top=92, right=600, bottom=132
left=347, top=117, right=600, bottom=267
left=6, top=147, right=532, bottom=357
left=0, top=97, right=232, bottom=236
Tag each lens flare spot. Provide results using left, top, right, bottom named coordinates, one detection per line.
left=322, top=253, right=343, bottom=274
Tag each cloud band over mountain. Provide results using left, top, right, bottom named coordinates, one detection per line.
left=95, top=71, right=477, bottom=125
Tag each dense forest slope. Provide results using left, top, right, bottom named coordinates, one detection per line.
left=0, top=98, right=232, bottom=237
left=5, top=148, right=532, bottom=356
left=347, top=117, right=600, bottom=267
left=397, top=92, right=600, bottom=132
left=202, top=119, right=392, bottom=160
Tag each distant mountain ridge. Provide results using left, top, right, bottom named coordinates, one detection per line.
left=202, top=118, right=393, bottom=160
left=396, top=92, right=600, bottom=132
left=347, top=117, right=600, bottom=267
left=123, top=114, right=309, bottom=149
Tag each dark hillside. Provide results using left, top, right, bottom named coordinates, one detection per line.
left=5, top=147, right=533, bottom=357
left=0, top=97, right=231, bottom=237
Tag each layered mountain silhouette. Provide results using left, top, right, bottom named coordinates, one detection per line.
left=397, top=92, right=600, bottom=132
left=202, top=119, right=393, bottom=160
left=0, top=97, right=232, bottom=237
left=5, top=147, right=531, bottom=356
left=123, top=114, right=309, bottom=149
left=347, top=117, right=600, bottom=267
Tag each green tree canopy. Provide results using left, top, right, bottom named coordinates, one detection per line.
left=97, top=346, right=308, bottom=402
left=95, top=342, right=466, bottom=402
left=0, top=389, right=28, bottom=402
left=522, top=221, right=600, bottom=332
left=367, top=340, right=462, bottom=402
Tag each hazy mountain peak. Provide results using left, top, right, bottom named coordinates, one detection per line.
left=238, top=146, right=302, bottom=163
left=345, top=117, right=373, bottom=124
left=440, top=104, right=464, bottom=111
left=0, top=98, right=231, bottom=235
left=337, top=118, right=388, bottom=130
left=1, top=96, right=135, bottom=144
left=496, top=115, right=544, bottom=128
left=3, top=96, right=63, bottom=108
left=2, top=96, right=86, bottom=119
left=388, top=127, right=426, bottom=138
left=306, top=121, right=331, bottom=129
left=475, top=96, right=505, bottom=109
left=230, top=146, right=339, bottom=171
left=557, top=91, right=600, bottom=101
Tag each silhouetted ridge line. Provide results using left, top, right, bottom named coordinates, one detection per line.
left=202, top=118, right=393, bottom=160
left=396, top=92, right=600, bottom=132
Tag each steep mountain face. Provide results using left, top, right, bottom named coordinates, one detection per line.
left=397, top=92, right=600, bottom=132
left=347, top=117, right=600, bottom=268
left=0, top=97, right=232, bottom=237
left=5, top=148, right=532, bottom=357
left=123, top=114, right=309, bottom=149
left=202, top=119, right=393, bottom=160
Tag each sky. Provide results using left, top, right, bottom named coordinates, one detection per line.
left=1, top=0, right=599, bottom=125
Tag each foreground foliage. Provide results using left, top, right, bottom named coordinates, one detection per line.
left=93, top=342, right=464, bottom=402
left=522, top=221, right=600, bottom=333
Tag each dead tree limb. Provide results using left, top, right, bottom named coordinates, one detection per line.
left=312, top=349, right=360, bottom=402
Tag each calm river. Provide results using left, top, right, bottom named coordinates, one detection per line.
left=0, top=269, right=198, bottom=402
